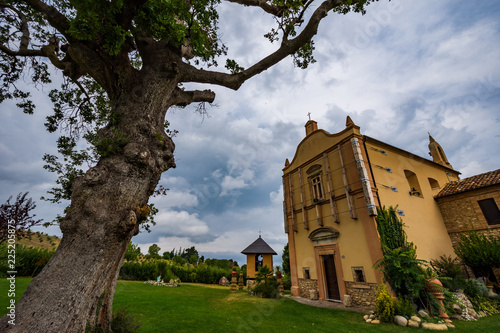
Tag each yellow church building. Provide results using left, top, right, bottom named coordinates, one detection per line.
left=282, top=117, right=460, bottom=306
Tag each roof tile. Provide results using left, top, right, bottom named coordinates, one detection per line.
left=435, top=169, right=500, bottom=198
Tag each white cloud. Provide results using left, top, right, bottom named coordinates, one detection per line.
left=151, top=190, right=198, bottom=209
left=153, top=210, right=210, bottom=237
left=220, top=169, right=255, bottom=196
left=269, top=186, right=283, bottom=206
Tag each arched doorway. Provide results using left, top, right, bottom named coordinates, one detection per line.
left=309, top=227, right=344, bottom=302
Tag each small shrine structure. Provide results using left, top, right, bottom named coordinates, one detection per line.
left=241, top=235, right=277, bottom=279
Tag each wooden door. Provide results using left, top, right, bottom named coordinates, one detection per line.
left=322, top=254, right=340, bottom=301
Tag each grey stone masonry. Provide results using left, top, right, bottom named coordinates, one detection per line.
left=298, top=278, right=318, bottom=299
left=345, top=282, right=377, bottom=307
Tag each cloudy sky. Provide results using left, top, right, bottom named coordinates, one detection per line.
left=1, top=0, right=499, bottom=267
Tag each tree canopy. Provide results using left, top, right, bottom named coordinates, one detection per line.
left=1, top=0, right=375, bottom=206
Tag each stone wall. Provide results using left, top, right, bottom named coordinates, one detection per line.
left=436, top=185, right=500, bottom=247
left=298, top=278, right=318, bottom=299
left=436, top=185, right=500, bottom=281
left=344, top=282, right=377, bottom=307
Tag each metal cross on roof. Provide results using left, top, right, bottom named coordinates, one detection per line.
left=307, top=112, right=311, bottom=120
left=258, top=229, right=262, bottom=237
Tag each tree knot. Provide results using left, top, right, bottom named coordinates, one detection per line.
left=84, top=166, right=108, bottom=185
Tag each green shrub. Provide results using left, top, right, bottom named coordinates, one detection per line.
left=110, top=307, right=142, bottom=333
left=464, top=279, right=489, bottom=299
left=85, top=306, right=142, bottom=333
left=430, top=255, right=462, bottom=279
left=455, top=228, right=500, bottom=279
left=0, top=244, right=54, bottom=277
left=253, top=279, right=280, bottom=298
left=469, top=295, right=500, bottom=316
left=394, top=295, right=414, bottom=317
left=282, top=274, right=292, bottom=291
left=118, top=259, right=232, bottom=284
left=374, top=246, right=427, bottom=298
left=252, top=265, right=280, bottom=298
left=374, top=206, right=428, bottom=299
left=445, top=277, right=466, bottom=292
left=375, top=284, right=394, bottom=323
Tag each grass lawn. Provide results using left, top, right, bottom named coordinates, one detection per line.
left=1, top=278, right=499, bottom=332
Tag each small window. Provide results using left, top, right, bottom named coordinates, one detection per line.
left=303, top=267, right=311, bottom=279
left=428, top=178, right=440, bottom=190
left=478, top=199, right=500, bottom=225
left=352, top=267, right=366, bottom=283
left=311, top=175, right=324, bottom=202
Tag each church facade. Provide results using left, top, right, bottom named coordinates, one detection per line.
left=282, top=117, right=461, bottom=306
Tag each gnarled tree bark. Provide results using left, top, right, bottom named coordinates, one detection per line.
left=1, top=72, right=179, bottom=332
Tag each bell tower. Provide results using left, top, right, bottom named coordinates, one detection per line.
left=428, top=134, right=453, bottom=169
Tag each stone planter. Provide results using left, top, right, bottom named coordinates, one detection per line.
left=486, top=285, right=497, bottom=297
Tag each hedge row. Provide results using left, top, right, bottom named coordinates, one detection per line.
left=0, top=245, right=238, bottom=285
left=119, top=260, right=235, bottom=284
left=0, top=244, right=54, bottom=277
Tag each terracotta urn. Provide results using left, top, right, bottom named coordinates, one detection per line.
left=276, top=271, right=282, bottom=279
left=425, top=278, right=449, bottom=319
left=425, top=278, right=443, bottom=294
left=232, top=270, right=237, bottom=278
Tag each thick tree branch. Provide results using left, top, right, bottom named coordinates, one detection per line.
left=171, top=87, right=216, bottom=106
left=24, top=0, right=72, bottom=39
left=224, top=0, right=286, bottom=17
left=0, top=39, right=68, bottom=74
left=180, top=0, right=344, bottom=90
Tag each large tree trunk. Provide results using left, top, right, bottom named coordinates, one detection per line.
left=1, top=76, right=177, bottom=332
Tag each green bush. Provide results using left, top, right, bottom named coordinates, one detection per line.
left=119, top=259, right=232, bottom=284
left=252, top=265, right=280, bottom=298
left=253, top=279, right=280, bottom=298
left=374, top=206, right=428, bottom=299
left=0, top=244, right=54, bottom=277
left=394, top=295, right=414, bottom=317
left=85, top=306, right=142, bottom=333
left=430, top=255, right=462, bottom=279
left=375, top=284, right=394, bottom=323
left=464, top=279, right=489, bottom=299
left=110, top=307, right=142, bottom=333
left=455, top=228, right=500, bottom=279
left=282, top=274, right=292, bottom=291
left=469, top=295, right=500, bottom=316
left=374, top=246, right=427, bottom=298
left=440, top=276, right=467, bottom=292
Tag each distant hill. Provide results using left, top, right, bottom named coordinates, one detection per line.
left=15, top=231, right=61, bottom=251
